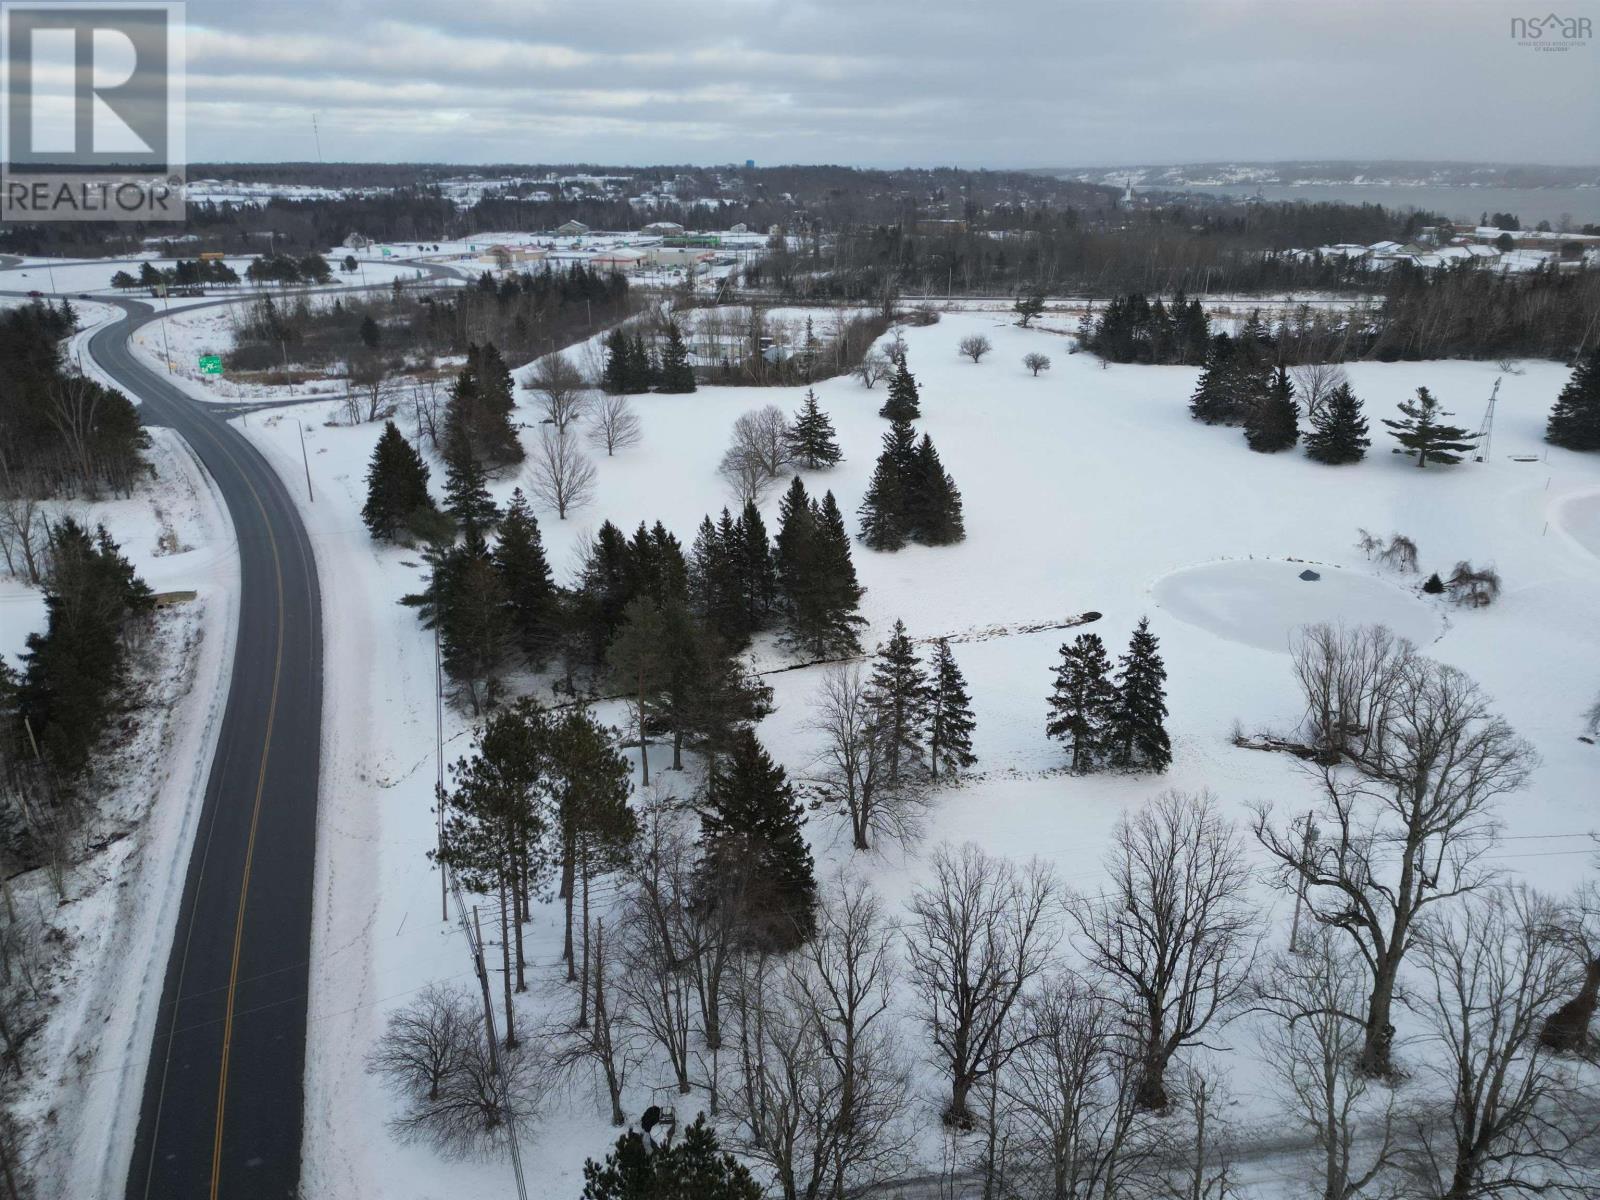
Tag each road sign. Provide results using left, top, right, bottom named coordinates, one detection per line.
left=380, top=247, right=392, bottom=257
left=198, top=355, right=223, bottom=375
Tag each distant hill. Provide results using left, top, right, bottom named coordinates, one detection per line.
left=1035, top=161, right=1600, bottom=190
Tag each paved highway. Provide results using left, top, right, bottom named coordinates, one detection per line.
left=2, top=258, right=461, bottom=1197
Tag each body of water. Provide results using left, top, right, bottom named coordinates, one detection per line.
left=1139, top=182, right=1600, bottom=228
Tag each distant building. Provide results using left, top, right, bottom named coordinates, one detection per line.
left=728, top=222, right=748, bottom=234
left=555, top=219, right=590, bottom=236
left=913, top=218, right=967, bottom=236
left=478, top=244, right=544, bottom=267
left=641, top=221, right=686, bottom=236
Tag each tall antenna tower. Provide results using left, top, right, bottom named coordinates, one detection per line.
left=1475, top=376, right=1501, bottom=462
left=311, top=113, right=323, bottom=163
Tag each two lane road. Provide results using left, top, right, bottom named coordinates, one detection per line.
left=91, top=301, right=323, bottom=1199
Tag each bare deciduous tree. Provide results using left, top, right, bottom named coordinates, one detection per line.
left=718, top=447, right=772, bottom=506
left=527, top=426, right=595, bottom=519
left=347, top=353, right=393, bottom=423
left=1023, top=352, right=1052, bottom=376
left=806, top=665, right=924, bottom=852
left=1292, top=362, right=1349, bottom=421
left=531, top=353, right=590, bottom=434
left=730, top=405, right=791, bottom=478
left=1258, top=932, right=1398, bottom=1200
left=0, top=490, right=46, bottom=584
left=367, top=983, right=542, bottom=1159
left=856, top=351, right=890, bottom=389
left=1070, top=790, right=1256, bottom=1111
left=1540, top=881, right=1600, bottom=1052
left=959, top=334, right=993, bottom=363
left=905, top=843, right=1060, bottom=1126
left=550, top=918, right=643, bottom=1126
left=1408, top=887, right=1596, bottom=1200
left=730, top=874, right=912, bottom=1200
left=1256, top=636, right=1537, bottom=1076
left=587, top=392, right=642, bottom=456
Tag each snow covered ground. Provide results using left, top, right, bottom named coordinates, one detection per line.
left=0, top=428, right=239, bottom=1197
left=228, top=309, right=1599, bottom=1199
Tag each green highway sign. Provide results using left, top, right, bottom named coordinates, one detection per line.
left=198, top=355, right=223, bottom=375
left=380, top=247, right=392, bottom=257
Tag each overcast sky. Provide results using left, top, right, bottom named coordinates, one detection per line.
left=178, top=0, right=1599, bottom=168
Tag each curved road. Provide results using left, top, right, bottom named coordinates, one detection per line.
left=3, top=261, right=456, bottom=1197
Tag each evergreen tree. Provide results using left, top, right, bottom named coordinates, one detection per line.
left=655, top=321, right=697, bottom=393
left=358, top=313, right=380, bottom=348
left=785, top=389, right=843, bottom=469
left=472, top=343, right=516, bottom=417
left=606, top=598, right=669, bottom=785
left=690, top=511, right=747, bottom=643
left=798, top=491, right=867, bottom=659
left=926, top=638, right=977, bottom=780
left=857, top=452, right=907, bottom=551
left=879, top=356, right=922, bottom=420
left=1013, top=292, right=1046, bottom=328
left=1244, top=365, right=1300, bottom=452
left=441, top=420, right=499, bottom=542
left=1545, top=346, right=1600, bottom=451
left=1383, top=387, right=1476, bottom=467
left=444, top=355, right=522, bottom=465
left=493, top=488, right=556, bottom=665
left=699, top=729, right=817, bottom=949
left=19, top=521, right=154, bottom=772
left=628, top=333, right=656, bottom=392
left=906, top=433, right=965, bottom=544
left=600, top=329, right=631, bottom=395
left=1045, top=632, right=1117, bottom=773
left=1188, top=333, right=1238, bottom=424
left=421, top=543, right=515, bottom=713
left=361, top=420, right=435, bottom=540
left=737, top=499, right=775, bottom=629
left=868, top=619, right=930, bottom=785
left=581, top=1114, right=761, bottom=1200
left=573, top=521, right=635, bottom=665
left=774, top=476, right=816, bottom=621
left=1304, top=381, right=1371, bottom=464
left=1109, top=618, right=1171, bottom=773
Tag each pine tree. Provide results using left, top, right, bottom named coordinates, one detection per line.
left=926, top=638, right=977, bottom=780
left=1244, top=365, right=1300, bottom=452
left=581, top=1115, right=762, bottom=1200
left=879, top=356, right=922, bottom=420
left=868, top=619, right=930, bottom=785
left=1304, top=381, right=1371, bottom=464
left=441, top=420, right=499, bottom=542
left=1109, top=618, right=1171, bottom=773
left=805, top=491, right=867, bottom=659
left=628, top=333, right=655, bottom=392
left=699, top=729, right=817, bottom=949
left=906, top=434, right=965, bottom=545
left=472, top=343, right=517, bottom=416
left=362, top=420, right=435, bottom=540
left=1383, top=387, right=1476, bottom=467
left=1046, top=632, right=1117, bottom=773
left=656, top=321, right=697, bottom=393
left=774, top=475, right=816, bottom=621
left=1545, top=346, right=1600, bottom=451
left=786, top=389, right=843, bottom=469
left=493, top=488, right=556, bottom=665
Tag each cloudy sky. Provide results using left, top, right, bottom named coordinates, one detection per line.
left=177, top=0, right=1598, bottom=167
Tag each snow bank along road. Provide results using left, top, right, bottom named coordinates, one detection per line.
left=91, top=296, right=323, bottom=1200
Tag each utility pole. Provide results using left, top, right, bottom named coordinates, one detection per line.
left=435, top=625, right=447, bottom=923
left=297, top=423, right=314, bottom=502
left=156, top=284, right=173, bottom=373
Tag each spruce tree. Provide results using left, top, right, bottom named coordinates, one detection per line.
left=628, top=333, right=655, bottom=392
left=1189, top=334, right=1238, bottom=424
left=1244, top=365, right=1300, bottom=452
left=656, top=321, right=697, bottom=393
left=600, top=328, right=631, bottom=395
left=868, top=620, right=930, bottom=785
left=581, top=1114, right=762, bottom=1200
left=806, top=491, right=867, bottom=658
left=472, top=342, right=517, bottom=417
left=926, top=639, right=977, bottom=780
left=906, top=434, right=965, bottom=545
left=737, top=499, right=775, bottom=629
left=1304, top=381, right=1371, bottom=464
left=786, top=389, right=843, bottom=469
left=493, top=488, right=556, bottom=664
left=1109, top=617, right=1171, bottom=773
left=1383, top=387, right=1476, bottom=467
left=879, top=356, right=922, bottom=420
left=1045, top=632, right=1117, bottom=773
left=1545, top=346, right=1600, bottom=451
left=774, top=475, right=816, bottom=622
left=857, top=452, right=907, bottom=551
left=699, top=729, right=817, bottom=949
left=362, top=420, right=435, bottom=540
left=441, top=420, right=499, bottom=541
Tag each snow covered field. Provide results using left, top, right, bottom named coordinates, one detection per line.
left=230, top=309, right=1599, bottom=1199
left=0, top=428, right=239, bottom=1197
